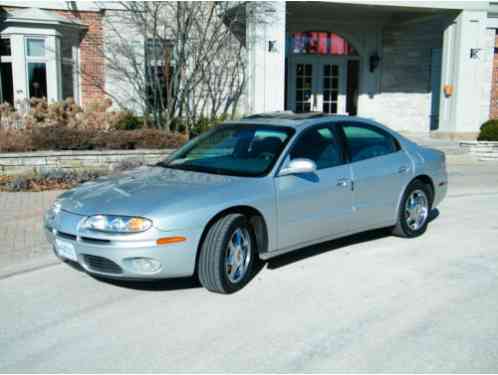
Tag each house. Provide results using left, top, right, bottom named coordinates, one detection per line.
left=0, top=1, right=497, bottom=139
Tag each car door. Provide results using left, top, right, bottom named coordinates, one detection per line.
left=275, top=124, right=354, bottom=251
left=339, top=122, right=413, bottom=229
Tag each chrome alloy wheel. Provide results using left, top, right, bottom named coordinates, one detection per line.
left=225, top=227, right=251, bottom=284
left=405, top=189, right=429, bottom=231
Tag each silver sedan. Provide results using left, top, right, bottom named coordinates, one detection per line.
left=44, top=113, right=448, bottom=293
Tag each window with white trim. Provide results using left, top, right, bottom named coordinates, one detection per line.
left=0, top=37, right=14, bottom=104
left=25, top=37, right=48, bottom=99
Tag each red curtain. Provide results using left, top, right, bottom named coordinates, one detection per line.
left=292, top=32, right=356, bottom=56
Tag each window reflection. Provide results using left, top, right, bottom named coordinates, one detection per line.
left=28, top=63, right=47, bottom=98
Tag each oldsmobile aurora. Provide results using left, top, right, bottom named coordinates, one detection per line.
left=44, top=113, right=447, bottom=293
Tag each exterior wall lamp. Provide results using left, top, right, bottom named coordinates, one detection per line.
left=369, top=52, right=381, bottom=73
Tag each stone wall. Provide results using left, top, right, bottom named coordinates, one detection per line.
left=370, top=15, right=449, bottom=133
left=0, top=150, right=174, bottom=176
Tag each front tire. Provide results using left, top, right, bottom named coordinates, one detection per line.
left=198, top=214, right=255, bottom=294
left=392, top=180, right=432, bottom=238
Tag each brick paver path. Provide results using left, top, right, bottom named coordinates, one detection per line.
left=0, top=190, right=62, bottom=270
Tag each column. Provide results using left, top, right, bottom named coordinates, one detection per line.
left=247, top=1, right=286, bottom=114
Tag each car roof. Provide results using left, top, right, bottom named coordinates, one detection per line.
left=223, top=112, right=376, bottom=129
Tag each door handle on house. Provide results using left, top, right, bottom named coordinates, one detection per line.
left=398, top=166, right=410, bottom=174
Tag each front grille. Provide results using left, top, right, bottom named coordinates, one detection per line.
left=82, top=255, right=123, bottom=274
left=56, top=231, right=77, bottom=241
left=81, top=237, right=111, bottom=245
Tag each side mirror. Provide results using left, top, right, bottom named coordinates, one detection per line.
left=278, top=158, right=317, bottom=177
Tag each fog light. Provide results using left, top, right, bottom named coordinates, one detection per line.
left=125, top=257, right=161, bottom=274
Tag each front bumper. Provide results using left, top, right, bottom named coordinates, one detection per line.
left=432, top=167, right=448, bottom=208
left=45, top=210, right=202, bottom=280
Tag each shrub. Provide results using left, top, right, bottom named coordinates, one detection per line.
left=0, top=98, right=190, bottom=152
left=113, top=112, right=144, bottom=130
left=0, top=128, right=34, bottom=152
left=190, top=115, right=226, bottom=138
left=100, top=129, right=187, bottom=150
left=478, top=119, right=498, bottom=141
left=31, top=126, right=99, bottom=150
left=0, top=169, right=108, bottom=192
left=0, top=127, right=187, bottom=152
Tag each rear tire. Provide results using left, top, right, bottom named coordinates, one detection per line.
left=392, top=180, right=432, bottom=238
left=198, top=214, right=255, bottom=294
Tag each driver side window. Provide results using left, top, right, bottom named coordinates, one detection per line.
left=290, top=125, right=344, bottom=170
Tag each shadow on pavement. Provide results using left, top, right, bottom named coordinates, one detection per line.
left=267, top=208, right=440, bottom=270
left=95, top=276, right=202, bottom=291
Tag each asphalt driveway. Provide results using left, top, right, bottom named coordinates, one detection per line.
left=1, top=160, right=498, bottom=372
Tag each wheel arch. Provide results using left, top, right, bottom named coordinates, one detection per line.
left=397, top=174, right=435, bottom=216
left=412, top=174, right=435, bottom=204
left=195, top=205, right=269, bottom=270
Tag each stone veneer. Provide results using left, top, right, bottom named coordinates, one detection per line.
left=0, top=150, right=174, bottom=175
left=369, top=15, right=448, bottom=133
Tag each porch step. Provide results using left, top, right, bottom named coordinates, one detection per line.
left=459, top=141, right=498, bottom=161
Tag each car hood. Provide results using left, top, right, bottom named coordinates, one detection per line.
left=58, top=166, right=242, bottom=217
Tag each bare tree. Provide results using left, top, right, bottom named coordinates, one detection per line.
left=90, top=1, right=272, bottom=133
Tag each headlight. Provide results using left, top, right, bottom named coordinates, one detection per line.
left=82, top=215, right=152, bottom=233
left=45, top=200, right=62, bottom=222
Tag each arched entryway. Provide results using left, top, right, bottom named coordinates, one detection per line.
left=286, top=32, right=360, bottom=115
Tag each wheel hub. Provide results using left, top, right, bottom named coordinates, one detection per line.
left=404, top=189, right=429, bottom=231
left=225, top=227, right=251, bottom=283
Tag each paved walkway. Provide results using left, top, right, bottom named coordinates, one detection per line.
left=0, top=190, right=61, bottom=273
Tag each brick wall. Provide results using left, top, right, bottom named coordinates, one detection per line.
left=57, top=10, right=106, bottom=105
left=490, top=31, right=498, bottom=119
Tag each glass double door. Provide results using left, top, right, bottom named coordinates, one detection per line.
left=289, top=57, right=347, bottom=115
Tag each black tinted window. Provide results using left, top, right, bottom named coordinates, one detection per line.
left=342, top=123, right=399, bottom=162
left=290, top=126, right=343, bottom=169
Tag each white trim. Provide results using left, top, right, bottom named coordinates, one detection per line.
left=24, top=36, right=48, bottom=99
left=287, top=55, right=348, bottom=114
left=74, top=44, right=81, bottom=105
left=0, top=1, right=102, bottom=12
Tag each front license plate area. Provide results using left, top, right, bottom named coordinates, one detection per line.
left=55, top=239, right=77, bottom=262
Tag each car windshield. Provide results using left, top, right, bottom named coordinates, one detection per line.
left=160, top=124, right=295, bottom=177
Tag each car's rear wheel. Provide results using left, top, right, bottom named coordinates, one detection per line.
left=392, top=180, right=432, bottom=238
left=198, top=214, right=255, bottom=294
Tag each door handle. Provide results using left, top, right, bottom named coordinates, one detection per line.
left=398, top=166, right=410, bottom=174
left=337, top=178, right=350, bottom=188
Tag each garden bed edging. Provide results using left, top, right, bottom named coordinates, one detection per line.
left=459, top=141, right=498, bottom=161
left=0, top=149, right=175, bottom=175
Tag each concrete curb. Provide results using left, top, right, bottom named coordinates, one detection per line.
left=0, top=255, right=61, bottom=280
left=459, top=141, right=498, bottom=161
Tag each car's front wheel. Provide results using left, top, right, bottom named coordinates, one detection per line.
left=392, top=180, right=432, bottom=238
left=198, top=214, right=255, bottom=294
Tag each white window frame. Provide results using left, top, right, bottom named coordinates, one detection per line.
left=0, top=36, right=13, bottom=103
left=24, top=36, right=49, bottom=99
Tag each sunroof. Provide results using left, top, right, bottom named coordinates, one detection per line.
left=244, top=111, right=329, bottom=121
